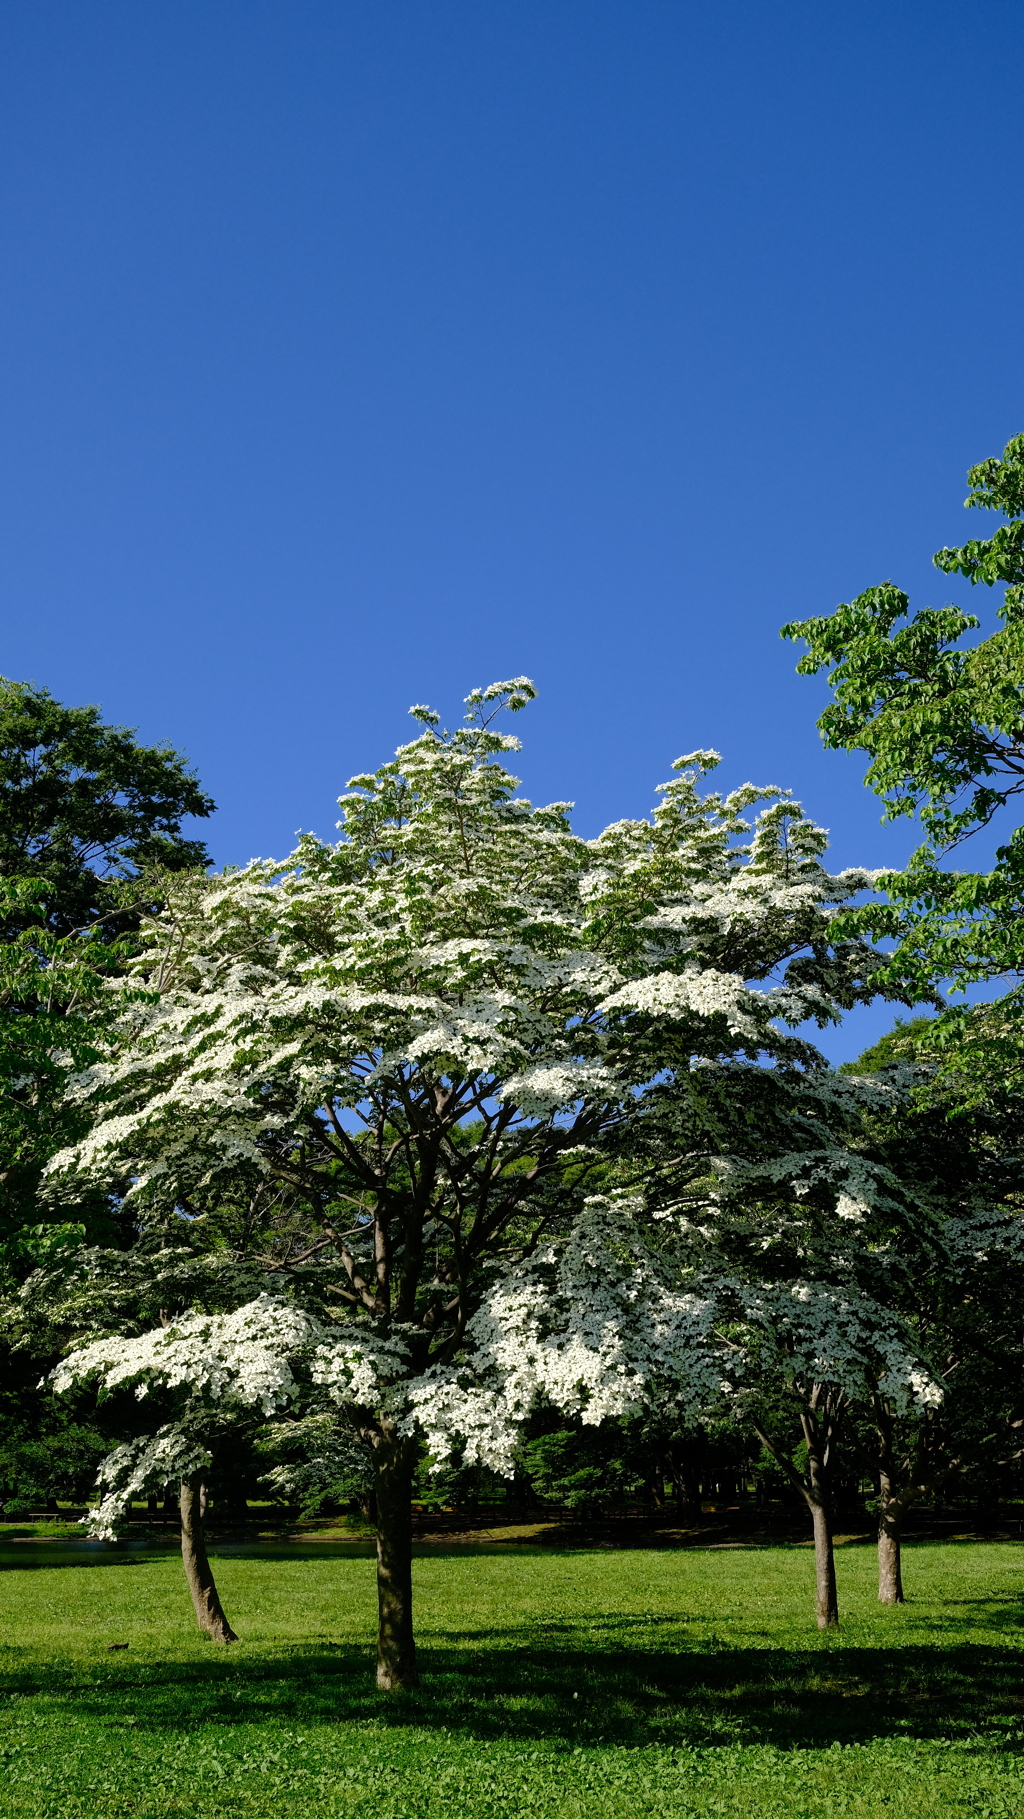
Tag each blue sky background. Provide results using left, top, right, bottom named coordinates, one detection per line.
left=1, top=1, right=1022, bottom=1059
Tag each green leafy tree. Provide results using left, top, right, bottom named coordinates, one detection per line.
left=782, top=433, right=1024, bottom=1087
left=0, top=880, right=132, bottom=1242
left=0, top=676, right=214, bottom=1233
left=518, top=1420, right=647, bottom=1518
left=0, top=676, right=214, bottom=936
left=0, top=680, right=213, bottom=1518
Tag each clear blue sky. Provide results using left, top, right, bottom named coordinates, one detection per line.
left=2, top=2, right=1022, bottom=1058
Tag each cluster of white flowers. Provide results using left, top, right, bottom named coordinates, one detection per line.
left=403, top=1200, right=729, bottom=1473
left=600, top=967, right=760, bottom=1038
left=52, top=1296, right=315, bottom=1413
left=737, top=1280, right=943, bottom=1413
left=499, top=1060, right=620, bottom=1116
left=310, top=1324, right=413, bottom=1408
left=81, top=1425, right=211, bottom=1541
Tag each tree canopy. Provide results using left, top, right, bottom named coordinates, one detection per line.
left=782, top=432, right=1024, bottom=1088
left=37, top=676, right=932, bottom=1676
left=0, top=676, right=214, bottom=935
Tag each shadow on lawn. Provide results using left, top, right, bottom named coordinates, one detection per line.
left=4, top=1625, right=1024, bottom=1751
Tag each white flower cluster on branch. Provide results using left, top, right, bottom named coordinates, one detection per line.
left=81, top=1426, right=211, bottom=1541
left=51, top=1295, right=314, bottom=1412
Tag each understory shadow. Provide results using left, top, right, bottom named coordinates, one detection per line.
left=5, top=1624, right=1024, bottom=1751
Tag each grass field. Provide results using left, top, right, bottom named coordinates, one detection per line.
left=2, top=1539, right=1024, bottom=1816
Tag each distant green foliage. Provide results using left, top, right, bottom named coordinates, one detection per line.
left=0, top=1413, right=107, bottom=1515
left=837, top=1016, right=936, bottom=1075
left=519, top=1425, right=647, bottom=1516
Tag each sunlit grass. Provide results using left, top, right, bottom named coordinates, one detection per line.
left=2, top=1540, right=1024, bottom=1814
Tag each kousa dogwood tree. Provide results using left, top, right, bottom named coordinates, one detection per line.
left=46, top=680, right=911, bottom=1688
left=833, top=1042, right=1024, bottom=1604
left=616, top=1055, right=947, bottom=1626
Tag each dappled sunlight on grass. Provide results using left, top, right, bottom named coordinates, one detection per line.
left=2, top=1542, right=1024, bottom=1814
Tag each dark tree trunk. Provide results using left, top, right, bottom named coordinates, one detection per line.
left=373, top=1422, right=418, bottom=1690
left=179, top=1475, right=237, bottom=1644
left=680, top=1465, right=702, bottom=1518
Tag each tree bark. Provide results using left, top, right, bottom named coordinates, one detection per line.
left=877, top=1496, right=906, bottom=1604
left=373, top=1422, right=418, bottom=1690
left=804, top=1408, right=840, bottom=1629
left=810, top=1496, right=839, bottom=1628
left=179, top=1474, right=237, bottom=1644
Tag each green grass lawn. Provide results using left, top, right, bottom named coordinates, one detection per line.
left=2, top=1539, right=1024, bottom=1816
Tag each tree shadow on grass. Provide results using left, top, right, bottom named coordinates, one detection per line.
left=5, top=1624, right=1024, bottom=1753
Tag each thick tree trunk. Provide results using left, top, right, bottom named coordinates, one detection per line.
left=179, top=1475, right=237, bottom=1644
left=810, top=1497, right=839, bottom=1628
left=373, top=1423, right=418, bottom=1691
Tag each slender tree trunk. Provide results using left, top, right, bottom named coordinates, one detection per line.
left=179, top=1475, right=237, bottom=1644
left=755, top=1392, right=843, bottom=1630
left=373, top=1422, right=418, bottom=1690
left=809, top=1497, right=839, bottom=1628
left=873, top=1400, right=916, bottom=1605
left=803, top=1399, right=841, bottom=1629
left=877, top=1495, right=906, bottom=1604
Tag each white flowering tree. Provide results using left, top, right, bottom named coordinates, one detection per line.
left=824, top=1050, right=1024, bottom=1605
left=611, top=1054, right=948, bottom=1626
left=47, top=680, right=910, bottom=1686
